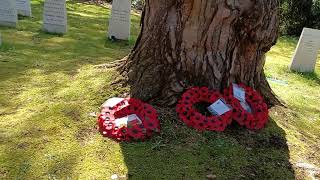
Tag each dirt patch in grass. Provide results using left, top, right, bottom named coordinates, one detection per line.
left=75, top=127, right=97, bottom=146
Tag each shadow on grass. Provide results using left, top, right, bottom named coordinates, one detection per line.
left=33, top=29, right=65, bottom=37
left=291, top=71, right=320, bottom=85
left=68, top=0, right=110, bottom=8
left=119, top=109, right=296, bottom=179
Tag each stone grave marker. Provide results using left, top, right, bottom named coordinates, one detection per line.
left=108, top=0, right=131, bottom=40
left=290, top=28, right=320, bottom=72
left=43, top=0, right=67, bottom=34
left=16, top=0, right=32, bottom=17
left=0, top=0, right=18, bottom=27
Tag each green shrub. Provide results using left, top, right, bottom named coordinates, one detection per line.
left=132, top=0, right=144, bottom=10
left=280, top=0, right=320, bottom=36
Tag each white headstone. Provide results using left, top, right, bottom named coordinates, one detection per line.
left=108, top=0, right=131, bottom=40
left=43, top=0, right=67, bottom=34
left=16, top=0, right=32, bottom=17
left=0, top=0, right=18, bottom=27
left=290, top=28, right=320, bottom=72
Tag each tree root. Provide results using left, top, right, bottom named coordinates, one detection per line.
left=93, top=56, right=130, bottom=90
left=94, top=56, right=128, bottom=69
left=110, top=75, right=128, bottom=87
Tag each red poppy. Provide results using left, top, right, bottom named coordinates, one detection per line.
left=127, top=125, right=145, bottom=140
left=209, top=92, right=220, bottom=102
left=190, top=112, right=203, bottom=122
left=192, top=117, right=208, bottom=131
left=199, top=87, right=210, bottom=100
left=144, top=120, right=159, bottom=131
left=180, top=113, right=193, bottom=126
left=115, top=127, right=127, bottom=141
left=97, top=115, right=105, bottom=128
left=188, top=87, right=201, bottom=99
left=111, top=126, right=120, bottom=138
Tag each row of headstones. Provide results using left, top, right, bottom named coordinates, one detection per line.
left=0, top=0, right=67, bottom=33
left=0, top=0, right=131, bottom=39
left=1, top=1, right=318, bottom=72
left=0, top=0, right=32, bottom=27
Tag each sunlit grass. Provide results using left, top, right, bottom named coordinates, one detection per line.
left=266, top=36, right=320, bottom=168
left=0, top=1, right=319, bottom=179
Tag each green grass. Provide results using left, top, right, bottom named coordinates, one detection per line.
left=0, top=1, right=319, bottom=179
left=265, top=37, right=320, bottom=177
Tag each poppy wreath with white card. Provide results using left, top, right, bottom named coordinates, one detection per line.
left=176, top=87, right=233, bottom=132
left=223, top=84, right=269, bottom=130
left=97, top=98, right=160, bottom=141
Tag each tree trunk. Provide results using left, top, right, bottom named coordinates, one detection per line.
left=120, top=0, right=280, bottom=106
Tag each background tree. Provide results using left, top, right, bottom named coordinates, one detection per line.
left=131, top=0, right=144, bottom=10
left=311, top=0, right=320, bottom=30
left=280, top=0, right=320, bottom=36
left=119, top=0, right=280, bottom=106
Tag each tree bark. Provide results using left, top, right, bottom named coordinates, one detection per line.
left=120, top=0, right=280, bottom=106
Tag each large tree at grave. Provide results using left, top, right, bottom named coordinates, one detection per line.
left=119, top=0, right=280, bottom=106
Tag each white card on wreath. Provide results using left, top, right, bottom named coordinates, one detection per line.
left=114, top=114, right=142, bottom=127
left=240, top=101, right=252, bottom=113
left=207, top=99, right=231, bottom=116
left=233, top=84, right=246, bottom=102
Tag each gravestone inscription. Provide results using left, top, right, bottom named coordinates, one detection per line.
left=0, top=0, right=18, bottom=27
left=108, top=0, right=131, bottom=40
left=43, top=0, right=67, bottom=34
left=290, top=28, right=320, bottom=72
left=16, top=0, right=32, bottom=17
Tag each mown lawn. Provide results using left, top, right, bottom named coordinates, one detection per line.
left=0, top=1, right=319, bottom=179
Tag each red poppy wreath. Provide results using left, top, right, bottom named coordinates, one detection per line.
left=176, top=87, right=233, bottom=132
left=97, top=98, right=160, bottom=141
left=223, top=84, right=269, bottom=130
